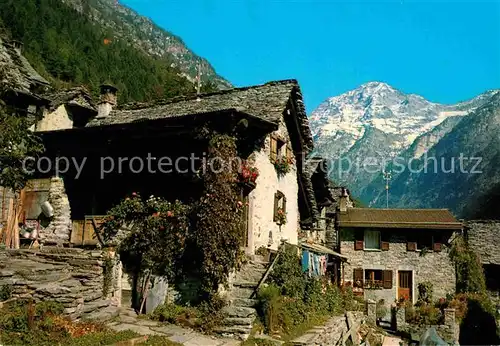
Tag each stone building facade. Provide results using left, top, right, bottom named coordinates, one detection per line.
left=338, top=207, right=462, bottom=311
left=247, top=118, right=300, bottom=251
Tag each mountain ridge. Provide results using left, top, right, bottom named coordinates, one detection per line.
left=62, top=0, right=231, bottom=89
left=310, top=81, right=500, bottom=216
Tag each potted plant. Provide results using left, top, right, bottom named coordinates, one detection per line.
left=272, top=156, right=294, bottom=177
left=276, top=207, right=287, bottom=225
left=238, top=161, right=259, bottom=192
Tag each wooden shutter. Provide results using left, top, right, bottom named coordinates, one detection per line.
left=383, top=270, right=393, bottom=289
left=407, top=242, right=417, bottom=252
left=282, top=194, right=287, bottom=214
left=354, top=230, right=364, bottom=250
left=286, top=143, right=292, bottom=161
left=381, top=231, right=389, bottom=251
left=353, top=268, right=363, bottom=287
left=433, top=242, right=442, bottom=252
left=270, top=137, right=278, bottom=161
left=273, top=192, right=279, bottom=222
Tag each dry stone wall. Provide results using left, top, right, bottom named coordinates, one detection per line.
left=0, top=247, right=121, bottom=320
left=291, top=312, right=365, bottom=346
left=41, top=177, right=72, bottom=245
left=465, top=220, right=500, bottom=265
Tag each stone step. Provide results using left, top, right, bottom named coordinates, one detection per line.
left=214, top=325, right=253, bottom=340
left=232, top=281, right=258, bottom=288
left=229, top=286, right=255, bottom=299
left=222, top=317, right=255, bottom=327
left=230, top=298, right=258, bottom=307
left=223, top=306, right=257, bottom=318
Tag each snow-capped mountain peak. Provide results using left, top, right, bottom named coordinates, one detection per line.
left=309, top=82, right=495, bottom=158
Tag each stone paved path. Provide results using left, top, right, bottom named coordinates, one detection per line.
left=107, top=308, right=241, bottom=346
left=382, top=335, right=404, bottom=346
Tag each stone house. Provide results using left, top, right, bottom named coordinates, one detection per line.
left=336, top=195, right=462, bottom=308
left=17, top=80, right=329, bottom=255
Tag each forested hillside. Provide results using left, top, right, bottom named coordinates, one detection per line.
left=0, top=0, right=216, bottom=103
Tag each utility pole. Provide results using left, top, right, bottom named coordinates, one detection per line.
left=383, top=170, right=391, bottom=208
left=196, top=62, right=202, bottom=97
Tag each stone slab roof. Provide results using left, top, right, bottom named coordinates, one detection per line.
left=43, top=87, right=96, bottom=111
left=338, top=208, right=462, bottom=230
left=0, top=36, right=49, bottom=92
left=86, top=80, right=313, bottom=151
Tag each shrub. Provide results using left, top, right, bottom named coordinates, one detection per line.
left=417, top=282, right=433, bottom=305
left=376, top=299, right=388, bottom=320
left=0, top=284, right=12, bottom=301
left=149, top=303, right=198, bottom=324
left=267, top=245, right=306, bottom=298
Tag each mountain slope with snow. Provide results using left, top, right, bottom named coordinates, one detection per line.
left=310, top=82, right=499, bottom=215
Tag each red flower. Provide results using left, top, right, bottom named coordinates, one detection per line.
left=159, top=226, right=165, bottom=231
left=132, top=192, right=137, bottom=197
left=167, top=211, right=174, bottom=217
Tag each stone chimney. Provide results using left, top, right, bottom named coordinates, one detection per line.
left=97, top=84, right=118, bottom=118
left=11, top=40, right=23, bottom=54
left=339, top=187, right=349, bottom=214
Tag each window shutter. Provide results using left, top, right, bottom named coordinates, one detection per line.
left=282, top=195, right=287, bottom=214
left=353, top=268, right=363, bottom=287
left=270, top=137, right=277, bottom=161
left=383, top=270, right=393, bottom=289
left=407, top=242, right=417, bottom=251
left=273, top=192, right=279, bottom=222
left=433, top=242, right=442, bottom=252
left=381, top=241, right=389, bottom=251
left=286, top=143, right=292, bottom=160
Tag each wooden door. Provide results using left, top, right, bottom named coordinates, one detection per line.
left=398, top=271, right=412, bottom=302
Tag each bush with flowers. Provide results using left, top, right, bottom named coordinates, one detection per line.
left=102, top=193, right=190, bottom=282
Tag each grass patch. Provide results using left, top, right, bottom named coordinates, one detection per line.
left=148, top=295, right=226, bottom=333
left=0, top=299, right=181, bottom=346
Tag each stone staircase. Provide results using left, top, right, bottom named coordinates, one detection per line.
left=215, top=256, right=269, bottom=340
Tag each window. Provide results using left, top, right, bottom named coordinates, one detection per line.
left=407, top=232, right=437, bottom=252
left=416, top=234, right=433, bottom=251
left=269, top=135, right=286, bottom=162
left=273, top=191, right=286, bottom=224
left=362, top=269, right=393, bottom=289
left=365, top=269, right=383, bottom=288
left=364, top=230, right=381, bottom=249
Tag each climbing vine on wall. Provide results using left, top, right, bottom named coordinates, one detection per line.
left=189, top=133, right=245, bottom=299
left=449, top=234, right=487, bottom=294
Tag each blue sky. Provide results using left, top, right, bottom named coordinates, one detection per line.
left=122, top=0, right=500, bottom=112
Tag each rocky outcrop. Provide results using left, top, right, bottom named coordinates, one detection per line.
left=0, top=247, right=121, bottom=320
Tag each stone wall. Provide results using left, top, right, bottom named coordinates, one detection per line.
left=0, top=247, right=121, bottom=320
left=36, top=105, right=73, bottom=132
left=341, top=229, right=456, bottom=308
left=396, top=307, right=459, bottom=344
left=465, top=220, right=500, bottom=265
left=248, top=119, right=299, bottom=252
left=41, top=177, right=72, bottom=245
left=291, top=312, right=365, bottom=346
